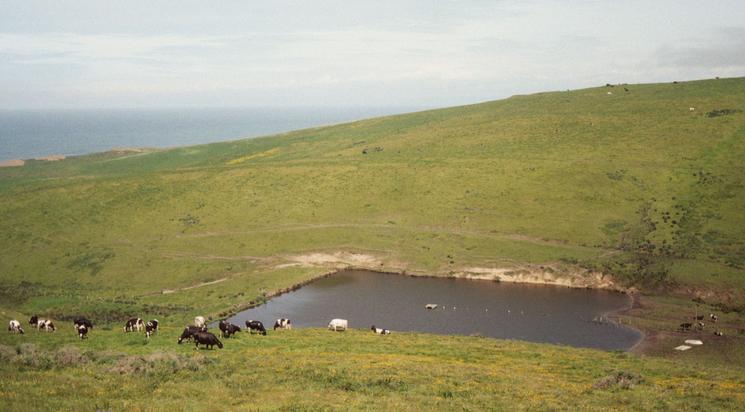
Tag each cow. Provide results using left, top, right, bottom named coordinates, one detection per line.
left=29, top=315, right=39, bottom=327
left=245, top=320, right=267, bottom=335
left=696, top=322, right=705, bottom=330
left=714, top=330, right=724, bottom=337
left=194, top=316, right=206, bottom=328
left=273, top=318, right=292, bottom=330
left=124, top=318, right=144, bottom=332
left=145, top=319, right=159, bottom=338
left=709, top=313, right=718, bottom=323
left=193, top=331, right=223, bottom=349
left=679, top=322, right=692, bottom=331
left=371, top=325, right=390, bottom=335
left=692, top=315, right=704, bottom=321
left=328, top=319, right=348, bottom=332
left=40, top=320, right=55, bottom=332
left=425, top=304, right=438, bottom=310
left=8, top=320, right=24, bottom=334
left=177, top=326, right=207, bottom=344
left=74, top=318, right=93, bottom=330
left=77, top=324, right=89, bottom=340
left=219, top=321, right=241, bottom=338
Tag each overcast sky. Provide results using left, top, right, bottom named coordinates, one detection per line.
left=1, top=0, right=744, bottom=110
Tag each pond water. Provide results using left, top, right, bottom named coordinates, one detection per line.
left=225, top=270, right=642, bottom=350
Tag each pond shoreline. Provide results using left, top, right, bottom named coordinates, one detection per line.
left=215, top=265, right=643, bottom=351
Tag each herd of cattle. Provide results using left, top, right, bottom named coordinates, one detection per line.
left=678, top=312, right=727, bottom=336
left=7, top=315, right=391, bottom=349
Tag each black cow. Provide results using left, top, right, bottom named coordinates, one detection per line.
left=177, top=325, right=207, bottom=344
left=29, top=315, right=38, bottom=327
left=245, top=320, right=267, bottom=335
left=218, top=321, right=241, bottom=338
left=74, top=318, right=93, bottom=330
left=124, top=317, right=144, bottom=332
left=194, top=331, right=223, bottom=349
left=692, top=315, right=704, bottom=321
left=77, top=324, right=89, bottom=340
left=679, top=322, right=692, bottom=331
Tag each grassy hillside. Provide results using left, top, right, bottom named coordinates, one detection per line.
left=2, top=77, right=745, bottom=410
left=1, top=327, right=743, bottom=411
left=2, top=78, right=744, bottom=322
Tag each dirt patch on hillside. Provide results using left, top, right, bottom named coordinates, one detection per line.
left=456, top=265, right=624, bottom=291
left=285, top=252, right=384, bottom=269
left=34, top=155, right=66, bottom=161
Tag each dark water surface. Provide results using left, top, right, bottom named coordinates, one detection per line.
left=227, top=270, right=641, bottom=350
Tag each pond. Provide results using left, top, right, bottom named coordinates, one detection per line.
left=225, top=270, right=642, bottom=350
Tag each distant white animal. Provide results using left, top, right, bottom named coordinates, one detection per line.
left=194, top=316, right=206, bottom=328
left=8, top=320, right=24, bottom=334
left=689, top=107, right=695, bottom=111
left=425, top=304, right=438, bottom=310
left=328, top=319, right=348, bottom=332
left=607, top=91, right=613, bottom=95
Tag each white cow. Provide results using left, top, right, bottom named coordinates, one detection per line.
left=328, top=319, right=348, bottom=332
left=194, top=316, right=206, bottom=328
left=8, top=320, right=24, bottom=334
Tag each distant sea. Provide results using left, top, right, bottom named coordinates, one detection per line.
left=0, top=107, right=418, bottom=161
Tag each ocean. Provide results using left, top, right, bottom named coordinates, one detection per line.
left=0, top=107, right=417, bottom=161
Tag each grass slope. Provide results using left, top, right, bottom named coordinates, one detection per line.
left=1, top=327, right=744, bottom=411
left=1, top=78, right=745, bottom=409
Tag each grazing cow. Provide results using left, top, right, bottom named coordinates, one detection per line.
left=328, top=319, right=348, bottom=332
left=709, top=313, right=718, bottom=323
left=41, top=320, right=55, bottom=332
left=8, top=320, right=24, bottom=334
left=696, top=322, right=705, bottom=330
left=245, top=320, right=267, bottom=335
left=219, top=321, right=241, bottom=338
left=194, top=316, right=206, bottom=328
left=692, top=315, right=704, bottom=321
left=124, top=318, right=144, bottom=332
left=714, top=330, right=724, bottom=337
left=77, top=324, right=88, bottom=340
left=177, top=326, right=207, bottom=344
left=74, top=317, right=93, bottom=330
left=273, top=318, right=292, bottom=330
left=145, top=320, right=159, bottom=338
left=194, top=331, right=223, bottom=349
left=371, top=325, right=390, bottom=335
left=29, top=315, right=39, bottom=327
left=679, top=322, right=693, bottom=331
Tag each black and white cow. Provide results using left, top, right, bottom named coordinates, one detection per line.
left=245, top=320, right=267, bottom=335
left=124, top=317, right=144, bottom=332
left=145, top=319, right=159, bottom=338
left=273, top=318, right=292, bottom=330
left=40, top=319, right=55, bottom=332
left=29, top=315, right=39, bottom=327
left=193, top=331, right=223, bottom=349
left=371, top=325, right=391, bottom=335
left=177, top=325, right=207, bottom=344
left=74, top=317, right=93, bottom=330
left=709, top=313, right=719, bottom=323
left=8, top=320, right=24, bottom=334
left=77, top=324, right=89, bottom=339
left=218, top=321, right=241, bottom=338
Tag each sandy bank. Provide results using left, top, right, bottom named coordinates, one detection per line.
left=0, top=159, right=25, bottom=167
